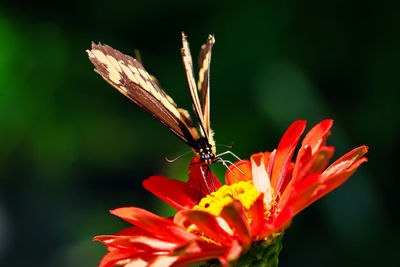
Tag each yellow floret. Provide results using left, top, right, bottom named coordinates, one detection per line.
left=192, top=181, right=262, bottom=216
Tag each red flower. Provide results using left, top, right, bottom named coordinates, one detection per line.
left=95, top=120, right=368, bottom=266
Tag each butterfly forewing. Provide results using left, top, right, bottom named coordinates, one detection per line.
left=87, top=42, right=199, bottom=147
left=180, top=33, right=209, bottom=140
left=197, top=35, right=215, bottom=140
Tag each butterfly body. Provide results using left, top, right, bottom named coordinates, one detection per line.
left=87, top=33, right=217, bottom=166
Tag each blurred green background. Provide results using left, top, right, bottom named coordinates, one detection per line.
left=0, top=0, right=398, bottom=266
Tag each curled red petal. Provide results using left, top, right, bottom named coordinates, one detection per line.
left=98, top=249, right=142, bottom=267
left=322, top=145, right=368, bottom=178
left=219, top=239, right=243, bottom=266
left=316, top=157, right=368, bottom=199
left=220, top=200, right=252, bottom=246
left=143, top=176, right=201, bottom=210
left=225, top=159, right=252, bottom=185
left=95, top=233, right=181, bottom=252
left=183, top=210, right=235, bottom=246
left=246, top=194, right=267, bottom=240
left=169, top=241, right=226, bottom=267
left=279, top=146, right=335, bottom=211
left=287, top=150, right=368, bottom=216
left=94, top=235, right=130, bottom=248
left=98, top=232, right=226, bottom=267
left=271, top=120, right=307, bottom=196
left=110, top=207, right=196, bottom=243
left=94, top=227, right=159, bottom=252
left=300, top=119, right=333, bottom=154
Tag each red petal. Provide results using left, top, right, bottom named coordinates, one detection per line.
left=316, top=157, right=368, bottom=200
left=116, top=226, right=150, bottom=236
left=264, top=150, right=276, bottom=178
left=281, top=173, right=321, bottom=216
left=219, top=239, right=243, bottom=266
left=225, top=159, right=252, bottom=185
left=250, top=153, right=272, bottom=204
left=286, top=147, right=368, bottom=216
left=110, top=207, right=195, bottom=243
left=301, top=120, right=333, bottom=154
left=148, top=256, right=179, bottom=266
left=143, top=176, right=201, bottom=210
left=220, top=200, right=251, bottom=245
left=94, top=235, right=128, bottom=248
left=279, top=147, right=334, bottom=211
left=322, top=145, right=368, bottom=178
left=271, top=120, right=307, bottom=195
left=259, top=207, right=293, bottom=239
left=169, top=241, right=226, bottom=267
left=292, top=120, right=333, bottom=186
left=297, top=146, right=334, bottom=184
left=98, top=249, right=142, bottom=267
left=94, top=233, right=181, bottom=252
left=272, top=206, right=293, bottom=231
left=247, top=195, right=267, bottom=239
left=188, top=158, right=222, bottom=195
left=183, top=210, right=235, bottom=246
left=96, top=229, right=224, bottom=267
left=278, top=162, right=294, bottom=198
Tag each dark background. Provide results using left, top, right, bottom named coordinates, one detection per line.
left=0, top=0, right=398, bottom=266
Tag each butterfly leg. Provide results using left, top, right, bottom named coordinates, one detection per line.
left=214, top=158, right=252, bottom=181
left=206, top=164, right=216, bottom=192
left=199, top=166, right=212, bottom=194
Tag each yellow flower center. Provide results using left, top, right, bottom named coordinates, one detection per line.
left=192, top=181, right=262, bottom=216
left=187, top=181, right=278, bottom=245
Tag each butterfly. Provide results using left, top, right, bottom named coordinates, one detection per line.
left=86, top=33, right=223, bottom=170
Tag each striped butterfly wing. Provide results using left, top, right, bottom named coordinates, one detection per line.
left=181, top=33, right=215, bottom=143
left=87, top=42, right=200, bottom=148
left=197, top=35, right=215, bottom=142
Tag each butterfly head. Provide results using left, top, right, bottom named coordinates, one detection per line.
left=196, top=137, right=216, bottom=165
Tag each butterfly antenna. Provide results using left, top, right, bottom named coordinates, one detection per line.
left=165, top=150, right=193, bottom=163
left=134, top=49, right=143, bottom=64
left=215, top=141, right=234, bottom=149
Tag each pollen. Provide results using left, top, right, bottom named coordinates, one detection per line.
left=193, top=181, right=262, bottom=216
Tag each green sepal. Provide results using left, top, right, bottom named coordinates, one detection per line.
left=201, top=232, right=284, bottom=267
